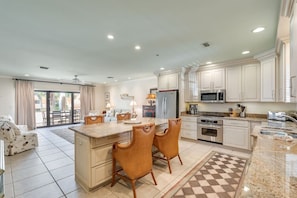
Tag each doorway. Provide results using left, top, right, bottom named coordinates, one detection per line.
left=34, top=91, right=81, bottom=127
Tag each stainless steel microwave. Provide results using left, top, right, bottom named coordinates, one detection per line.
left=200, top=90, right=226, bottom=103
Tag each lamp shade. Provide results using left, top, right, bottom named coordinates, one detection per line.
left=146, top=94, right=156, bottom=100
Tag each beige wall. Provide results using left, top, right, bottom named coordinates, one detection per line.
left=0, top=77, right=15, bottom=118
left=104, top=77, right=158, bottom=117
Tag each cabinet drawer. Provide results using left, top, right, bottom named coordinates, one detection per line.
left=181, top=121, right=197, bottom=130
left=91, top=144, right=113, bottom=167
left=91, top=132, right=130, bottom=148
left=223, top=119, right=249, bottom=127
left=91, top=161, right=113, bottom=187
left=181, top=116, right=197, bottom=122
left=181, top=129, right=197, bottom=140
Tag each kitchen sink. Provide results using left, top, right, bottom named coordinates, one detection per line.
left=261, top=126, right=293, bottom=131
left=260, top=129, right=297, bottom=139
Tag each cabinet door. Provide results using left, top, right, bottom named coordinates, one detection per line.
left=167, top=73, right=179, bottom=90
left=261, top=58, right=276, bottom=101
left=213, top=68, right=225, bottom=90
left=226, top=66, right=241, bottom=101
left=200, top=70, right=212, bottom=90
left=290, top=3, right=297, bottom=102
left=223, top=126, right=249, bottom=149
left=158, top=75, right=168, bottom=90
left=158, top=73, right=178, bottom=90
left=242, top=63, right=260, bottom=101
left=91, top=161, right=113, bottom=187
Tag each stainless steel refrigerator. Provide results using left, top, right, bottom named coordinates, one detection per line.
left=156, top=90, right=179, bottom=119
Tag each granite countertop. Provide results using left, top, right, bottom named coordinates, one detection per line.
left=180, top=111, right=267, bottom=122
left=238, top=124, right=297, bottom=197
left=69, top=117, right=168, bottom=138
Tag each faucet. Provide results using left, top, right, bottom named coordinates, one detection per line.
left=277, top=114, right=297, bottom=123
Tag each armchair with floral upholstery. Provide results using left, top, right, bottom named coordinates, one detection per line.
left=0, top=115, right=38, bottom=156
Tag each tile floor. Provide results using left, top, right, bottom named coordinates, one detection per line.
left=4, top=126, right=251, bottom=198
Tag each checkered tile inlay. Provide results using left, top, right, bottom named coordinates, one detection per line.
left=165, top=152, right=247, bottom=198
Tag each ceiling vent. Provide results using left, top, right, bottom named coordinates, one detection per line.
left=202, top=42, right=210, bottom=47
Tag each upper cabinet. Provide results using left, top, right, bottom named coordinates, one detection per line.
left=260, top=57, right=276, bottom=102
left=278, top=39, right=291, bottom=102
left=158, top=73, right=179, bottom=91
left=184, top=68, right=199, bottom=102
left=226, top=63, right=260, bottom=102
left=200, top=68, right=225, bottom=90
left=290, top=1, right=297, bottom=102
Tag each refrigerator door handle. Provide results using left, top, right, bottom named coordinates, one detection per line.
left=164, top=97, right=167, bottom=118
left=162, top=97, right=165, bottom=118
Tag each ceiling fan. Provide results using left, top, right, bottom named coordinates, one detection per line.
left=72, top=75, right=80, bottom=84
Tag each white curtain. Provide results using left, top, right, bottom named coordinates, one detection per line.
left=80, top=85, right=95, bottom=119
left=15, top=80, right=36, bottom=130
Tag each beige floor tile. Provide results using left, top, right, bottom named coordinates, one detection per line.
left=4, top=171, right=13, bottom=184
left=35, top=144, right=57, bottom=152
left=40, top=152, right=70, bottom=163
left=11, top=157, right=44, bottom=171
left=66, top=187, right=116, bottom=198
left=44, top=157, right=73, bottom=170
left=4, top=183, right=14, bottom=198
left=12, top=163, right=48, bottom=182
left=36, top=147, right=62, bottom=157
left=51, top=164, right=74, bottom=181
left=15, top=182, right=64, bottom=198
left=13, top=172, right=55, bottom=196
left=56, top=175, right=81, bottom=195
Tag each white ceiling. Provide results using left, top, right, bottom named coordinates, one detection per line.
left=0, top=0, right=281, bottom=84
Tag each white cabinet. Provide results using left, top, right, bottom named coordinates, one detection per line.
left=223, top=119, right=250, bottom=150
left=180, top=116, right=197, bottom=140
left=184, top=70, right=199, bottom=102
left=75, top=132, right=130, bottom=190
left=278, top=40, right=291, bottom=102
left=226, top=66, right=242, bottom=101
left=226, top=64, right=260, bottom=102
left=261, top=57, right=276, bottom=101
left=158, top=73, right=179, bottom=91
left=290, top=2, right=297, bottom=102
left=200, top=68, right=225, bottom=90
left=242, top=64, right=261, bottom=101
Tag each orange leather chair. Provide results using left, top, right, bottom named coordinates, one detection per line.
left=111, top=123, right=157, bottom=198
left=116, top=112, right=131, bottom=121
left=84, top=115, right=104, bottom=124
left=153, top=118, right=183, bottom=174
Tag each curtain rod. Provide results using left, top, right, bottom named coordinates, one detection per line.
left=13, top=78, right=95, bottom=87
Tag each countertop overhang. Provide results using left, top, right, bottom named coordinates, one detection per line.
left=69, top=117, right=168, bottom=138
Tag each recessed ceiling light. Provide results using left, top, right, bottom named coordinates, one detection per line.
left=128, top=77, right=131, bottom=80
left=107, top=34, right=114, bottom=40
left=134, top=45, right=141, bottom=50
left=24, top=74, right=30, bottom=77
left=160, top=67, right=165, bottom=70
left=242, top=51, right=250, bottom=55
left=206, top=61, right=212, bottom=64
left=252, top=27, right=265, bottom=33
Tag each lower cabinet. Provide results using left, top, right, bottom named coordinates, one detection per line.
left=223, top=119, right=250, bottom=150
left=75, top=132, right=130, bottom=190
left=180, top=116, right=197, bottom=140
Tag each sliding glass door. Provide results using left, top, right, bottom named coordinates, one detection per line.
left=35, top=91, right=80, bottom=127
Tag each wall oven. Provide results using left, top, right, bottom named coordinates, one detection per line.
left=197, top=116, right=223, bottom=144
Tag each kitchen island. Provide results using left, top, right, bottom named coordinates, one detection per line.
left=69, top=117, right=168, bottom=191
left=238, top=124, right=297, bottom=197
